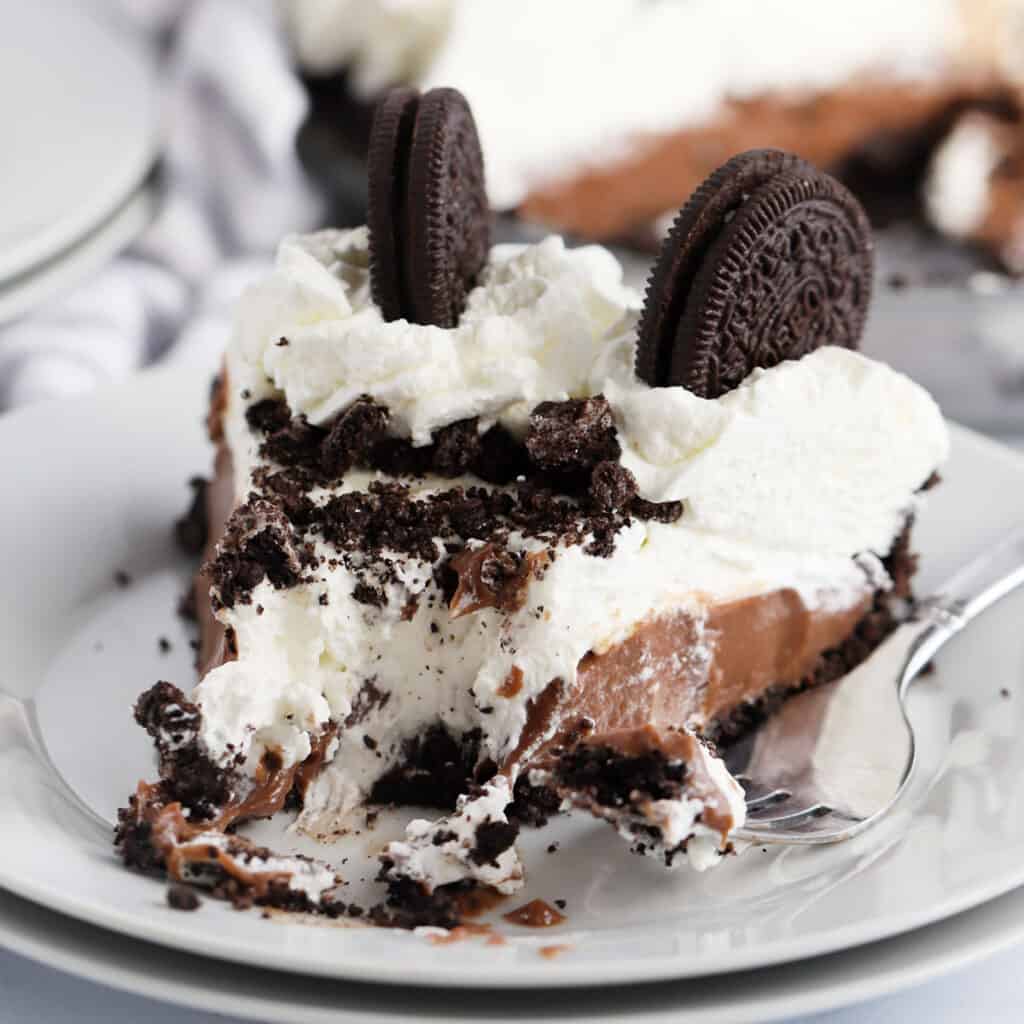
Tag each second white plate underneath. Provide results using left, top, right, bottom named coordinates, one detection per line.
left=3, top=855, right=1024, bottom=1022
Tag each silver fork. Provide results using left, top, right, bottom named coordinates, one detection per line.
left=726, top=526, right=1024, bottom=845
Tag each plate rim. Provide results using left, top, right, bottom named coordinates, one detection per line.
left=3, top=875, right=1024, bottom=1022
left=2, top=365, right=1024, bottom=990
left=0, top=177, right=159, bottom=325
left=0, top=0, right=159, bottom=281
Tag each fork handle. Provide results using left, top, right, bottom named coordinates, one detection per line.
left=904, top=524, right=1024, bottom=683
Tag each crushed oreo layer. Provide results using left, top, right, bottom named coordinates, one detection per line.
left=552, top=743, right=688, bottom=809
left=209, top=394, right=684, bottom=609
left=370, top=726, right=487, bottom=809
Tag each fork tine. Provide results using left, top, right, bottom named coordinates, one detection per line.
left=744, top=788, right=791, bottom=810
left=745, top=802, right=833, bottom=828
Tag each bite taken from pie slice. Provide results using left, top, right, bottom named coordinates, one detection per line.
left=116, top=88, right=948, bottom=928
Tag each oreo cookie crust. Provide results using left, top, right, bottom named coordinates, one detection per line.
left=367, top=87, right=491, bottom=328
left=636, top=150, right=873, bottom=396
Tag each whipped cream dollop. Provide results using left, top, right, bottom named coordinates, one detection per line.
left=282, top=0, right=974, bottom=209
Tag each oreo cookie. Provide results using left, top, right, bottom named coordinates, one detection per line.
left=636, top=149, right=873, bottom=397
left=367, top=88, right=419, bottom=322
left=367, top=87, right=490, bottom=328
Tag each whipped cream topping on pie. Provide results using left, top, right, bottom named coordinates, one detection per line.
left=228, top=227, right=946, bottom=555
left=117, top=180, right=949, bottom=920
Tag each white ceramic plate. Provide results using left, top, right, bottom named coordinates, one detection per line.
left=1, top=366, right=1023, bottom=990
left=0, top=0, right=158, bottom=281
left=3, top=828, right=1024, bottom=1023
left=0, top=177, right=159, bottom=324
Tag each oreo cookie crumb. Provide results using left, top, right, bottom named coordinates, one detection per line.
left=473, top=424, right=530, bottom=485
left=174, top=477, right=209, bottom=556
left=206, top=498, right=304, bottom=609
left=260, top=417, right=328, bottom=471
left=630, top=497, right=685, bottom=524
left=210, top=392, right=694, bottom=609
left=131, top=682, right=235, bottom=815
left=554, top=744, right=688, bottom=809
left=321, top=398, right=390, bottom=478
left=246, top=398, right=292, bottom=436
left=525, top=396, right=620, bottom=473
left=167, top=884, right=202, bottom=911
left=432, top=418, right=482, bottom=477
left=468, top=820, right=519, bottom=867
left=353, top=581, right=386, bottom=607
left=589, top=461, right=638, bottom=511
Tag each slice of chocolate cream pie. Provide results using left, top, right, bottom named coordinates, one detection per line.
left=117, top=88, right=949, bottom=927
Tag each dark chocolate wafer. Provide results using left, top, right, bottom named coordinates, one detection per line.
left=636, top=150, right=812, bottom=387
left=367, top=86, right=490, bottom=327
left=407, top=88, right=491, bottom=328
left=673, top=172, right=873, bottom=397
left=367, top=87, right=419, bottom=322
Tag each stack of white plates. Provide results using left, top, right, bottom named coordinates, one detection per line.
left=0, top=0, right=159, bottom=323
